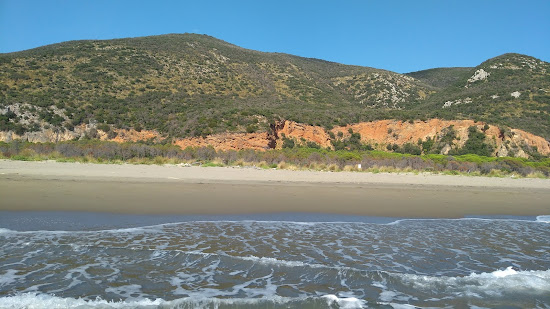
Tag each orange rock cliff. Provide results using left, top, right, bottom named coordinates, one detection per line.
left=1, top=119, right=549, bottom=157
left=173, top=119, right=550, bottom=157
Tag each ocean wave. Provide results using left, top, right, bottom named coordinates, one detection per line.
left=2, top=215, right=546, bottom=235
left=0, top=228, right=15, bottom=234
left=237, top=255, right=333, bottom=269
left=386, top=216, right=547, bottom=226
left=398, top=267, right=550, bottom=298
left=0, top=293, right=165, bottom=309
left=224, top=254, right=371, bottom=275
left=0, top=293, right=368, bottom=309
left=0, top=224, right=166, bottom=235
left=321, top=294, right=367, bottom=308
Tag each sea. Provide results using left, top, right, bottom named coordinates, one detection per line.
left=0, top=211, right=549, bottom=309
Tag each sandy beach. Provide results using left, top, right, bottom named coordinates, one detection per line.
left=1, top=159, right=549, bottom=217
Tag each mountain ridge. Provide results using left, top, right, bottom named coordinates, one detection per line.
left=1, top=34, right=549, bottom=158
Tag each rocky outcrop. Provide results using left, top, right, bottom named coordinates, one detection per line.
left=333, top=119, right=481, bottom=148
left=0, top=129, right=77, bottom=143
left=173, top=132, right=271, bottom=151
left=167, top=119, right=550, bottom=157
left=2, top=119, right=549, bottom=158
left=0, top=125, right=163, bottom=144
left=331, top=119, right=549, bottom=157
left=508, top=129, right=550, bottom=157
left=276, top=121, right=331, bottom=148
left=107, top=129, right=162, bottom=143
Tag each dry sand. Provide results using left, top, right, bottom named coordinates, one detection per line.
left=1, top=160, right=549, bottom=218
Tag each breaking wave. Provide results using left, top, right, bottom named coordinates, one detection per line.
left=0, top=293, right=369, bottom=309
left=398, top=267, right=550, bottom=298
left=1, top=214, right=549, bottom=308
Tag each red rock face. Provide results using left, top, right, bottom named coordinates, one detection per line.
left=168, top=119, right=550, bottom=157
left=173, top=132, right=271, bottom=151
left=329, top=119, right=550, bottom=156
left=108, top=129, right=162, bottom=143
left=332, top=119, right=475, bottom=146
left=510, top=129, right=550, bottom=156
left=276, top=121, right=332, bottom=148
left=2, top=119, right=548, bottom=157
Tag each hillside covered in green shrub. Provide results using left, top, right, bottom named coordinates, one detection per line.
left=1, top=34, right=549, bottom=140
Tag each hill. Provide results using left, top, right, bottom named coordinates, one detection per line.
left=405, top=67, right=472, bottom=89
left=0, top=34, right=549, bottom=158
left=417, top=53, right=550, bottom=138
left=0, top=33, right=429, bottom=138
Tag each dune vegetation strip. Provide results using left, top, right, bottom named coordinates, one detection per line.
left=1, top=140, right=549, bottom=179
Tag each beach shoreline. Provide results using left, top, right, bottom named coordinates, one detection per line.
left=1, top=160, right=549, bottom=218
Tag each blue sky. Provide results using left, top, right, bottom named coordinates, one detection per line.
left=1, top=0, right=549, bottom=73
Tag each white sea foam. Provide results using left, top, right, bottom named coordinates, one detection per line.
left=489, top=266, right=519, bottom=278
left=10, top=220, right=368, bottom=234
left=239, top=255, right=312, bottom=268
left=235, top=255, right=360, bottom=272
left=0, top=223, right=168, bottom=235
left=387, top=304, right=421, bottom=309
left=99, top=227, right=155, bottom=233
left=0, top=293, right=166, bottom=308
left=0, top=293, right=367, bottom=309
left=0, top=228, right=15, bottom=234
left=3, top=215, right=545, bottom=235
left=172, top=216, right=550, bottom=226
left=0, top=269, right=19, bottom=288
left=321, top=294, right=367, bottom=308
left=105, top=284, right=143, bottom=299
left=399, top=267, right=550, bottom=298
left=385, top=216, right=541, bottom=226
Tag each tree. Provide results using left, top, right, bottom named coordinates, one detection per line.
left=421, top=137, right=434, bottom=153
left=459, top=126, right=494, bottom=156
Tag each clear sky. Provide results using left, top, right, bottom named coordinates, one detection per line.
left=1, top=0, right=549, bottom=73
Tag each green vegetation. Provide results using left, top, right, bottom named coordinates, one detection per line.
left=457, top=126, right=494, bottom=156
left=415, top=53, right=550, bottom=139
left=1, top=35, right=549, bottom=156
left=1, top=140, right=548, bottom=178
left=331, top=129, right=373, bottom=151
left=0, top=34, right=431, bottom=139
left=405, top=67, right=472, bottom=89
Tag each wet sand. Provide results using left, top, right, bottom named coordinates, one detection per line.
left=1, top=160, right=549, bottom=217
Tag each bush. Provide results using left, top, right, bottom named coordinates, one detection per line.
left=421, top=137, right=434, bottom=153
left=282, top=137, right=295, bottom=149
left=246, top=124, right=257, bottom=133
left=85, top=128, right=99, bottom=139
left=196, top=146, right=217, bottom=161
left=1, top=139, right=547, bottom=178
left=397, top=143, right=422, bottom=155
left=459, top=126, right=494, bottom=156
left=97, top=123, right=110, bottom=132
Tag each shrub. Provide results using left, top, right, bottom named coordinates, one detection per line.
left=196, top=146, right=217, bottom=161
left=398, top=143, right=422, bottom=155
left=97, top=123, right=110, bottom=132
left=459, top=126, right=494, bottom=156
left=246, top=124, right=257, bottom=133
left=421, top=137, right=434, bottom=153
left=282, top=137, right=295, bottom=149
